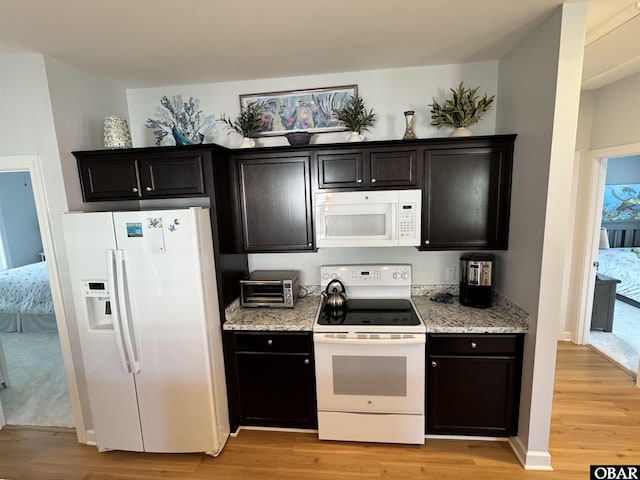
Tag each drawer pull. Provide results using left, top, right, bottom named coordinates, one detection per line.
left=304, top=358, right=309, bottom=365
left=132, top=187, right=138, bottom=193
left=267, top=339, right=273, bottom=346
left=431, top=361, right=437, bottom=367
left=145, top=186, right=153, bottom=192
left=470, top=341, right=477, bottom=349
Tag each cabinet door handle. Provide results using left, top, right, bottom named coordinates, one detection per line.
left=371, top=178, right=377, bottom=183
left=304, top=358, right=310, bottom=365
left=431, top=361, right=437, bottom=367
left=470, top=342, right=477, bottom=349
left=132, top=187, right=138, bottom=193
left=308, top=243, right=312, bottom=247
left=145, top=186, right=153, bottom=192
left=267, top=339, right=273, bottom=346
left=356, top=179, right=362, bottom=183
left=424, top=240, right=430, bottom=245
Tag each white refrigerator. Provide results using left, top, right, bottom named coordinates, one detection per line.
left=61, top=207, right=229, bottom=455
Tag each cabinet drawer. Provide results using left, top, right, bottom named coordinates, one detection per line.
left=428, top=334, right=521, bottom=355
left=233, top=332, right=311, bottom=353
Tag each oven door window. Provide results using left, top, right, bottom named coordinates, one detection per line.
left=332, top=355, right=406, bottom=397
left=314, top=337, right=424, bottom=414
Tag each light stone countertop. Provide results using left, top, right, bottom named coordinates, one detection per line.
left=223, top=294, right=321, bottom=331
left=411, top=295, right=529, bottom=334
left=223, top=286, right=529, bottom=334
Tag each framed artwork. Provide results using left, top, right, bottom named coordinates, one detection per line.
left=602, top=184, right=640, bottom=221
left=240, top=85, right=357, bottom=136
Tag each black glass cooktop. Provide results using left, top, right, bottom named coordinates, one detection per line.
left=317, top=298, right=421, bottom=326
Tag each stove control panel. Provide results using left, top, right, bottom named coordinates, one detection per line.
left=320, top=264, right=412, bottom=286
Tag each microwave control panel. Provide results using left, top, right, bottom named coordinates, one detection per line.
left=399, top=203, right=417, bottom=239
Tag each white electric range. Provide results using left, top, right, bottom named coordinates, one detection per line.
left=313, top=264, right=426, bottom=445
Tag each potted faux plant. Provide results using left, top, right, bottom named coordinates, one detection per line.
left=333, top=93, right=377, bottom=142
left=429, top=82, right=495, bottom=137
left=219, top=102, right=265, bottom=147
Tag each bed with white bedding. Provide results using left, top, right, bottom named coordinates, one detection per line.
left=0, top=261, right=57, bottom=333
left=597, top=247, right=640, bottom=307
left=599, top=221, right=640, bottom=308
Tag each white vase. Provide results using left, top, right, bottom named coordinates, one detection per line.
left=449, top=127, right=472, bottom=137
left=104, top=116, right=132, bottom=148
left=346, top=132, right=364, bottom=142
left=239, top=137, right=255, bottom=148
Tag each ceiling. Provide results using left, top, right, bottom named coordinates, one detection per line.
left=0, top=0, right=638, bottom=89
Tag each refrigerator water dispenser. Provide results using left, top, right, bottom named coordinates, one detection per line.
left=83, top=280, right=113, bottom=330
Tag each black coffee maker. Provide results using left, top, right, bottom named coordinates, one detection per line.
left=459, top=253, right=494, bottom=308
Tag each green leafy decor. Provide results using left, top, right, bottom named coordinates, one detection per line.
left=332, top=93, right=377, bottom=134
left=429, top=82, right=495, bottom=129
left=219, top=102, right=266, bottom=138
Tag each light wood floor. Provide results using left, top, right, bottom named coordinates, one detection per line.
left=1, top=342, right=638, bottom=479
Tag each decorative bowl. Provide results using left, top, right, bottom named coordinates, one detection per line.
left=285, top=131, right=312, bottom=146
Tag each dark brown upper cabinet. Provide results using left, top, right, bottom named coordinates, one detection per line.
left=316, top=150, right=364, bottom=189
left=74, top=148, right=208, bottom=202
left=235, top=152, right=314, bottom=252
left=420, top=135, right=514, bottom=251
left=316, top=146, right=418, bottom=190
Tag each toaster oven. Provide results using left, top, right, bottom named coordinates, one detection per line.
left=239, top=270, right=300, bottom=308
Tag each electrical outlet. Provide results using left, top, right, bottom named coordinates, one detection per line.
left=445, top=266, right=457, bottom=282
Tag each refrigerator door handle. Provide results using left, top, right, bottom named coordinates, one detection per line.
left=107, top=249, right=131, bottom=373
left=114, top=250, right=141, bottom=374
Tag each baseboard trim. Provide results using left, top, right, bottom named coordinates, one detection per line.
left=85, top=429, right=96, bottom=446
left=509, top=436, right=553, bottom=470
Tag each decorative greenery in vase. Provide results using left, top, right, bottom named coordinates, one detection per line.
left=218, top=102, right=266, bottom=139
left=145, top=95, right=216, bottom=145
left=332, top=93, right=377, bottom=134
left=429, top=82, right=495, bottom=133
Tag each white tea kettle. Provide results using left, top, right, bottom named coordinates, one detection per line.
left=323, top=279, right=347, bottom=309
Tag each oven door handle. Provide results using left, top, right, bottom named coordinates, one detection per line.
left=313, top=334, right=425, bottom=345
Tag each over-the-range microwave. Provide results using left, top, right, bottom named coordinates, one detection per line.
left=315, top=189, right=422, bottom=248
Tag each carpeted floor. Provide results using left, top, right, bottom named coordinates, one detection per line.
left=0, top=332, right=74, bottom=427
left=589, top=299, right=640, bottom=374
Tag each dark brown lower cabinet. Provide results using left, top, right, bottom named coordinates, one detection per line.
left=427, top=333, right=523, bottom=436
left=223, top=331, right=317, bottom=431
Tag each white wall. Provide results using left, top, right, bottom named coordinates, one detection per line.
left=0, top=172, right=43, bottom=267
left=249, top=248, right=463, bottom=286
left=127, top=63, right=499, bottom=149
left=496, top=2, right=587, bottom=469
left=590, top=70, right=640, bottom=150
left=44, top=56, right=130, bottom=211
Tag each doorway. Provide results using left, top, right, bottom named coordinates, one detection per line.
left=577, top=145, right=640, bottom=388
left=587, top=155, right=640, bottom=375
left=0, top=171, right=73, bottom=427
left=0, top=154, right=85, bottom=437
